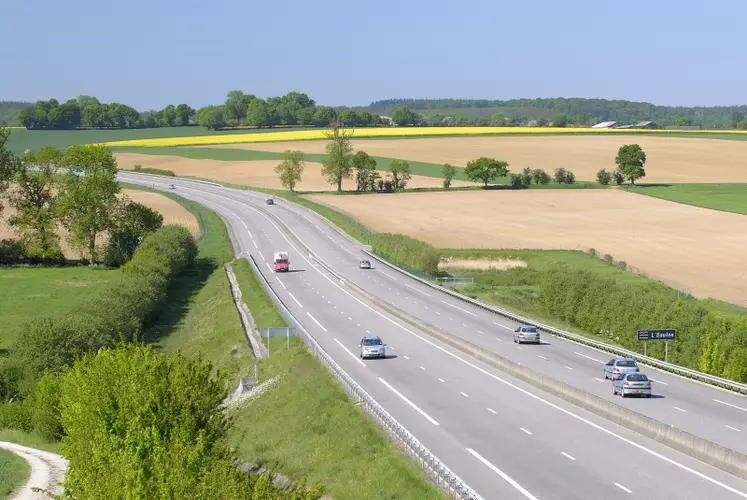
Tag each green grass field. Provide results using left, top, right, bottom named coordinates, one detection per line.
left=4, top=126, right=315, bottom=155
left=0, top=448, right=29, bottom=498
left=0, top=267, right=116, bottom=350
left=624, top=183, right=747, bottom=216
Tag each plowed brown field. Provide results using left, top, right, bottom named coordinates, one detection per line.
left=114, top=153, right=476, bottom=190
left=306, top=189, right=747, bottom=307
left=221, top=135, right=747, bottom=183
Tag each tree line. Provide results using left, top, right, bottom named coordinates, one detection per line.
left=0, top=127, right=163, bottom=265
left=18, top=96, right=196, bottom=130
left=368, top=98, right=747, bottom=129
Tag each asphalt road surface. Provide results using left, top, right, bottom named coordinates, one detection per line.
left=121, top=172, right=747, bottom=500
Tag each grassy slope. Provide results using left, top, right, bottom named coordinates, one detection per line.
left=624, top=183, right=747, bottom=216
left=0, top=429, right=62, bottom=454
left=136, top=187, right=442, bottom=499
left=0, top=448, right=29, bottom=498
left=0, top=267, right=115, bottom=350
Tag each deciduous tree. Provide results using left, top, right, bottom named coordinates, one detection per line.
left=246, top=99, right=270, bottom=128
left=9, top=146, right=64, bottom=259
left=103, top=201, right=164, bottom=267
left=58, top=145, right=121, bottom=262
left=274, top=150, right=305, bottom=192
left=196, top=106, right=226, bottom=130
left=387, top=160, right=411, bottom=190
left=224, top=90, right=252, bottom=125
left=352, top=151, right=377, bottom=192
left=391, top=106, right=419, bottom=126
left=321, top=126, right=354, bottom=191
left=597, top=168, right=612, bottom=185
left=464, top=157, right=509, bottom=187
left=615, top=144, right=646, bottom=184
left=442, top=163, right=456, bottom=188
left=175, top=104, right=195, bottom=126
left=0, top=127, right=20, bottom=216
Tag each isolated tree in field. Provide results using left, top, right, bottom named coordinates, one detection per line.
left=103, top=201, right=164, bottom=267
left=352, top=151, right=377, bottom=192
left=464, top=157, right=509, bottom=187
left=58, top=145, right=121, bottom=262
left=274, top=150, right=305, bottom=192
left=596, top=168, right=612, bottom=185
left=442, top=163, right=456, bottom=188
left=9, top=146, right=64, bottom=258
left=615, top=144, right=647, bottom=184
left=0, top=127, right=21, bottom=216
left=321, top=126, right=354, bottom=191
left=196, top=106, right=226, bottom=130
left=387, top=160, right=411, bottom=190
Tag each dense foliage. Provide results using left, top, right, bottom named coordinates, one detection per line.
left=17, top=96, right=195, bottom=130
left=371, top=233, right=440, bottom=275
left=133, top=164, right=176, bottom=176
left=0, top=101, right=30, bottom=126
left=58, top=344, right=323, bottom=500
left=367, top=98, right=747, bottom=128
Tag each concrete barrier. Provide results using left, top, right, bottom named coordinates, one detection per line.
left=339, top=276, right=747, bottom=480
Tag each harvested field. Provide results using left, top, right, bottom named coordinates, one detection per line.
left=233, top=135, right=747, bottom=183
left=114, top=153, right=475, bottom=190
left=0, top=189, right=199, bottom=259
left=441, top=258, right=527, bottom=270
left=307, top=190, right=747, bottom=307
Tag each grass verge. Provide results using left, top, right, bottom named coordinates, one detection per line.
left=0, top=448, right=29, bottom=498
left=0, top=266, right=115, bottom=350
left=0, top=429, right=62, bottom=454
left=624, top=183, right=747, bottom=216
left=133, top=184, right=444, bottom=498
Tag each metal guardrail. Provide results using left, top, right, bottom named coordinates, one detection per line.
left=246, top=255, right=480, bottom=500
left=361, top=249, right=747, bottom=395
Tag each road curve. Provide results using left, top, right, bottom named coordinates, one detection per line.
left=121, top=172, right=747, bottom=500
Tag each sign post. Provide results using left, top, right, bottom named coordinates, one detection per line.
left=637, top=329, right=676, bottom=362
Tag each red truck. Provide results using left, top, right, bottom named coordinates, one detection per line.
left=273, top=251, right=290, bottom=272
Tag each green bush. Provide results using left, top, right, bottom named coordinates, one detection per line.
left=371, top=233, right=440, bottom=275
left=597, top=169, right=612, bottom=185
left=31, top=372, right=63, bottom=441
left=0, top=398, right=33, bottom=433
left=133, top=164, right=176, bottom=177
left=510, top=174, right=525, bottom=189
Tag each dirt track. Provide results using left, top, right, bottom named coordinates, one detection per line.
left=226, top=135, right=747, bottom=183
left=114, top=153, right=476, bottom=190
left=0, top=189, right=199, bottom=259
left=307, top=189, right=747, bottom=307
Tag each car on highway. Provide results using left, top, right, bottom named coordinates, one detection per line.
left=513, top=325, right=541, bottom=344
left=168, top=184, right=175, bottom=189
left=603, top=357, right=640, bottom=379
left=359, top=335, right=386, bottom=359
left=612, top=372, right=652, bottom=398
left=359, top=260, right=371, bottom=269
left=266, top=198, right=274, bottom=205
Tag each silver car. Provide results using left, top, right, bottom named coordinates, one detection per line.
left=513, top=325, right=541, bottom=344
left=612, top=372, right=652, bottom=398
left=603, top=357, right=640, bottom=379
left=359, top=260, right=371, bottom=269
left=359, top=335, right=386, bottom=359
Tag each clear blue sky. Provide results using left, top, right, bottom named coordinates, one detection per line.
left=4, top=0, right=745, bottom=110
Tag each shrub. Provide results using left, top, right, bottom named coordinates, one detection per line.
left=0, top=399, right=33, bottom=432
left=554, top=167, right=576, bottom=184
left=0, top=239, right=25, bottom=264
left=587, top=248, right=598, bottom=258
left=510, top=174, right=525, bottom=189
left=133, top=164, right=176, bottom=176
left=596, top=169, right=612, bottom=185
left=616, top=260, right=628, bottom=270
left=31, top=372, right=63, bottom=441
left=612, top=168, right=625, bottom=185
left=602, top=253, right=614, bottom=264
left=371, top=233, right=440, bottom=275
left=532, top=169, right=552, bottom=185
left=520, top=167, right=533, bottom=187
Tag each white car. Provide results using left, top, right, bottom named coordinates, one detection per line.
left=168, top=184, right=176, bottom=190
left=359, top=335, right=386, bottom=359
left=359, top=260, right=372, bottom=269
left=513, top=325, right=541, bottom=344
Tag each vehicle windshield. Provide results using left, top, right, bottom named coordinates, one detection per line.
left=523, top=327, right=537, bottom=333
left=276, top=259, right=288, bottom=264
left=616, top=360, right=637, bottom=367
left=626, top=374, right=649, bottom=382
left=363, top=338, right=382, bottom=346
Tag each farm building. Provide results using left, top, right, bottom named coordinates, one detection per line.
left=592, top=121, right=618, bottom=128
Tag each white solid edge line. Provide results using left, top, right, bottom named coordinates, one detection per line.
left=333, top=338, right=366, bottom=367
left=405, top=282, right=431, bottom=296
left=466, top=448, right=539, bottom=500
left=614, top=482, right=632, bottom=493
left=276, top=277, right=286, bottom=289
left=178, top=185, right=747, bottom=499
left=306, top=312, right=327, bottom=332
left=574, top=351, right=605, bottom=364
left=441, top=300, right=479, bottom=317
left=714, top=399, right=747, bottom=413
left=288, top=292, right=303, bottom=308
left=378, top=377, right=440, bottom=426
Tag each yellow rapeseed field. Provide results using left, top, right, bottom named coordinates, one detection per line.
left=100, top=126, right=747, bottom=148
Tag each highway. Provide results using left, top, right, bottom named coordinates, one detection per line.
left=121, top=172, right=747, bottom=500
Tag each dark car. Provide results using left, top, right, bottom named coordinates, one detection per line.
left=266, top=198, right=275, bottom=205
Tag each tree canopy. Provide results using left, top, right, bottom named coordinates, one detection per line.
left=615, top=144, right=647, bottom=184
left=274, top=150, right=305, bottom=192
left=464, top=157, right=509, bottom=187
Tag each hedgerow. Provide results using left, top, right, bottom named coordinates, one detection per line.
left=371, top=233, right=440, bottom=275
